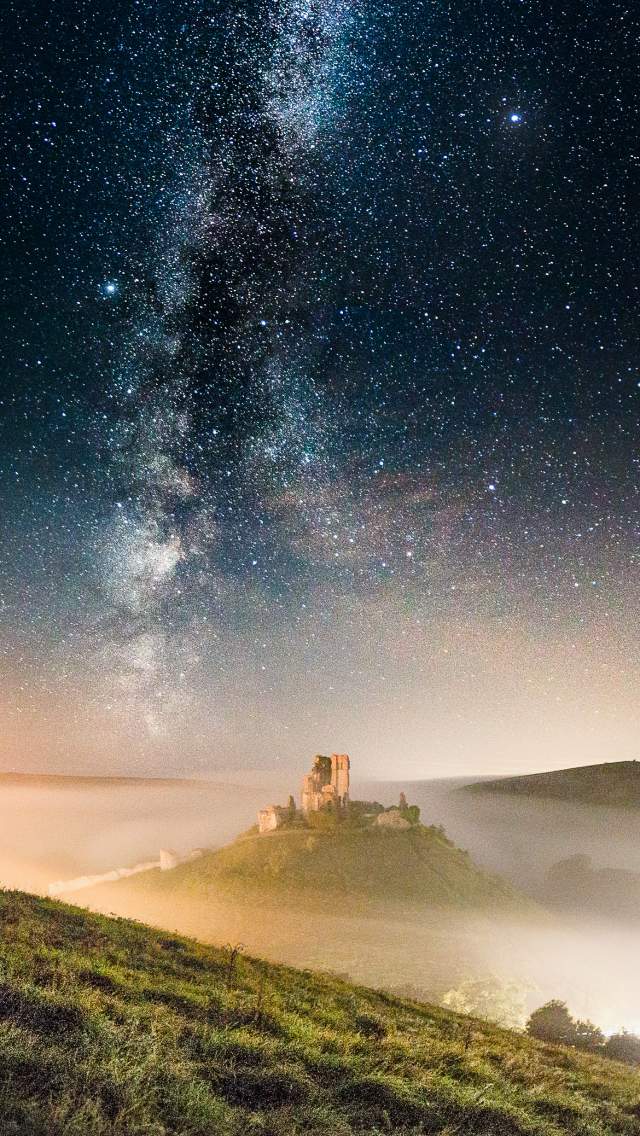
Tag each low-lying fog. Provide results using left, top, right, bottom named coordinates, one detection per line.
left=0, top=774, right=275, bottom=893
left=358, top=778, right=640, bottom=887
left=1, top=772, right=638, bottom=1034
left=79, top=879, right=640, bottom=1036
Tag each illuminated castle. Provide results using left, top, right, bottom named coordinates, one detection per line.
left=258, top=753, right=350, bottom=834
left=301, top=753, right=350, bottom=813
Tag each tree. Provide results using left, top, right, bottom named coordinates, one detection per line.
left=443, top=977, right=528, bottom=1030
left=526, top=1000, right=577, bottom=1045
left=526, top=1000, right=604, bottom=1052
left=573, top=1018, right=605, bottom=1051
left=397, top=794, right=421, bottom=824
left=548, top=853, right=593, bottom=884
left=605, top=1032, right=640, bottom=1065
left=546, top=854, right=593, bottom=901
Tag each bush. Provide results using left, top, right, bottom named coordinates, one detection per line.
left=306, top=809, right=338, bottom=832
left=527, top=1000, right=577, bottom=1045
left=573, top=1018, right=605, bottom=1052
left=605, top=1032, right=640, bottom=1065
left=526, top=1000, right=604, bottom=1052
left=353, top=1011, right=386, bottom=1039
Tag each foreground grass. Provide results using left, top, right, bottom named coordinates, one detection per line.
left=0, top=891, right=638, bottom=1135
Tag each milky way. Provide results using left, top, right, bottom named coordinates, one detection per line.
left=97, top=0, right=356, bottom=737
left=1, top=0, right=639, bottom=775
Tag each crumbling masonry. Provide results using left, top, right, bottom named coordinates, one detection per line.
left=301, top=753, right=350, bottom=813
left=258, top=753, right=350, bottom=833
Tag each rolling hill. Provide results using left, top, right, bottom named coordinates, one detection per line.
left=99, top=820, right=530, bottom=913
left=461, top=761, right=640, bottom=807
left=545, top=854, right=640, bottom=921
left=0, top=772, right=214, bottom=788
left=0, top=888, right=638, bottom=1136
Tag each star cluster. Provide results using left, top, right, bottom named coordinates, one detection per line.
left=1, top=0, right=639, bottom=775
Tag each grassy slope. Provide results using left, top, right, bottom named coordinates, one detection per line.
left=122, top=823, right=529, bottom=913
left=462, top=761, right=640, bottom=807
left=0, top=891, right=639, bottom=1136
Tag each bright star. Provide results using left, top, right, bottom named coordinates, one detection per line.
left=102, top=281, right=118, bottom=297
left=509, top=113, right=522, bottom=124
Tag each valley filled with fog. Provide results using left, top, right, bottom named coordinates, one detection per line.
left=363, top=778, right=640, bottom=887
left=1, top=772, right=638, bottom=1034
left=0, top=775, right=270, bottom=893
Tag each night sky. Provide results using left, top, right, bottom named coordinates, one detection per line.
left=1, top=0, right=639, bottom=777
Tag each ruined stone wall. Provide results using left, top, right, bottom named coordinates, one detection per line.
left=330, top=754, right=350, bottom=806
left=258, top=806, right=285, bottom=833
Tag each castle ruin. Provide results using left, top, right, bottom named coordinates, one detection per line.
left=301, top=753, right=350, bottom=813
left=257, top=804, right=289, bottom=833
left=256, top=754, right=420, bottom=835
left=257, top=753, right=350, bottom=833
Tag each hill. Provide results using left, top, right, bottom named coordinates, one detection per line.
left=461, top=761, right=640, bottom=807
left=107, top=821, right=530, bottom=913
left=0, top=889, right=638, bottom=1136
left=545, top=854, right=640, bottom=921
left=0, top=771, right=222, bottom=788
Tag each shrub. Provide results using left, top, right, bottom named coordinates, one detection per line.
left=605, top=1032, right=640, bottom=1065
left=573, top=1018, right=605, bottom=1051
left=526, top=1000, right=604, bottom=1052
left=353, top=1011, right=386, bottom=1038
left=527, top=1000, right=580, bottom=1045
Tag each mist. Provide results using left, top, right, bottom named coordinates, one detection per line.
left=73, top=867, right=640, bottom=1037
left=358, top=779, right=640, bottom=888
left=0, top=765, right=636, bottom=1041
left=0, top=775, right=275, bottom=894
left=1, top=772, right=637, bottom=1037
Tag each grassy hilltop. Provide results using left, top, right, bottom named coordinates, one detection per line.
left=109, top=819, right=529, bottom=914
left=68, top=811, right=539, bottom=1002
left=462, top=761, right=640, bottom=807
left=0, top=889, right=639, bottom=1136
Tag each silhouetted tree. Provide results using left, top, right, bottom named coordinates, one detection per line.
left=573, top=1018, right=605, bottom=1051
left=526, top=1000, right=577, bottom=1045
left=527, top=1000, right=604, bottom=1053
left=605, top=1032, right=640, bottom=1065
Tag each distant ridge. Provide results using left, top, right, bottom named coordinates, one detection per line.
left=461, top=760, right=640, bottom=807
left=0, top=772, right=232, bottom=789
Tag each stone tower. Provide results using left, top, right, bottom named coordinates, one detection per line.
left=301, top=753, right=350, bottom=813
left=330, top=753, right=350, bottom=808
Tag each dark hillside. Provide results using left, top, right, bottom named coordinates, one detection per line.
left=0, top=889, right=638, bottom=1135
left=462, top=761, right=640, bottom=807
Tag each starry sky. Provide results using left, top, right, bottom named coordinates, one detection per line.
left=1, top=0, right=639, bottom=778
